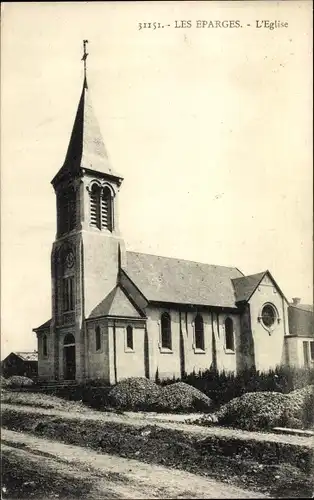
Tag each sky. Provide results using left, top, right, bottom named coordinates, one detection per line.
left=1, top=1, right=313, bottom=359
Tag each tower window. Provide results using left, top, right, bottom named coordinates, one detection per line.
left=95, top=326, right=101, bottom=351
left=194, top=314, right=205, bottom=350
left=225, top=317, right=235, bottom=351
left=161, top=312, right=172, bottom=349
left=57, top=186, right=76, bottom=235
left=89, top=184, right=113, bottom=231
left=42, top=335, right=48, bottom=357
left=63, top=276, right=74, bottom=312
left=90, top=184, right=101, bottom=229
left=101, top=187, right=113, bottom=231
left=126, top=325, right=133, bottom=350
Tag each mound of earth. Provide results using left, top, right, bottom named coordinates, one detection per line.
left=108, top=377, right=161, bottom=410
left=1, top=376, right=8, bottom=389
left=209, top=389, right=314, bottom=431
left=155, top=382, right=214, bottom=412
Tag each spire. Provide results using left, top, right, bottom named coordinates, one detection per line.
left=52, top=41, right=122, bottom=187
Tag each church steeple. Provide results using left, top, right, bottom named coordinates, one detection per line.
left=52, top=41, right=122, bottom=188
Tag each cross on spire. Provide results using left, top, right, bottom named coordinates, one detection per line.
left=81, top=40, right=89, bottom=81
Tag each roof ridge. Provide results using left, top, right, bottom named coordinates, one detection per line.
left=289, top=303, right=314, bottom=311
left=126, top=250, right=240, bottom=271
left=232, top=270, right=267, bottom=282
left=14, top=350, right=38, bottom=354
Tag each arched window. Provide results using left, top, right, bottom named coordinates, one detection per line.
left=95, top=326, right=101, bottom=351
left=101, top=187, right=113, bottom=231
left=90, top=184, right=101, bottom=229
left=63, top=276, right=74, bottom=311
left=194, top=314, right=205, bottom=350
left=126, top=325, right=133, bottom=350
left=64, top=333, right=75, bottom=346
left=161, top=312, right=172, bottom=349
left=225, top=318, right=234, bottom=351
left=42, top=335, right=48, bottom=357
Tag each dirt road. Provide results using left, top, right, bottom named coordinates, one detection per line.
left=3, top=403, right=313, bottom=448
left=2, top=429, right=265, bottom=499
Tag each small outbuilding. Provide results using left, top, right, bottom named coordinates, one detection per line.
left=1, top=351, right=38, bottom=379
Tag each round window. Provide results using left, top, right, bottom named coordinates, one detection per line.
left=261, top=304, right=276, bottom=327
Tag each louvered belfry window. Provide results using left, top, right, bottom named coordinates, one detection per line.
left=101, top=187, right=112, bottom=231
left=90, top=184, right=113, bottom=232
left=90, top=184, right=101, bottom=229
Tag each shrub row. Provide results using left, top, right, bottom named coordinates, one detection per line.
left=157, top=365, right=314, bottom=404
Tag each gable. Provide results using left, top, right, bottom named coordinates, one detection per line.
left=253, top=273, right=286, bottom=302
left=232, top=272, right=266, bottom=303
left=233, top=271, right=288, bottom=304
left=88, top=285, right=144, bottom=319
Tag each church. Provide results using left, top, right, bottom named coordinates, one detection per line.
left=33, top=48, right=309, bottom=383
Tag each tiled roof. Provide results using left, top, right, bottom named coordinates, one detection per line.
left=123, top=251, right=243, bottom=308
left=89, top=285, right=143, bottom=319
left=289, top=303, right=314, bottom=313
left=14, top=351, right=38, bottom=362
left=232, top=272, right=266, bottom=303
left=52, top=77, right=122, bottom=186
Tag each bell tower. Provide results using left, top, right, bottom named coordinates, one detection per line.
left=50, top=41, right=125, bottom=380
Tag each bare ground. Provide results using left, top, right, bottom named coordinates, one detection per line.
left=2, top=402, right=313, bottom=449
left=2, top=429, right=264, bottom=499
left=2, top=403, right=313, bottom=498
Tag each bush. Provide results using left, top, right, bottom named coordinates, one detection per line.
left=154, top=382, right=214, bottom=413
left=108, top=377, right=160, bottom=410
left=6, top=376, right=34, bottom=388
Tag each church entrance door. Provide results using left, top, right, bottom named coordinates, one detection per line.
left=64, top=334, right=76, bottom=380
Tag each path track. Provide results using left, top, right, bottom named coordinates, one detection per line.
left=2, top=429, right=265, bottom=499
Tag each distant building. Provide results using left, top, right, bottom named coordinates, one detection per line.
left=1, top=351, right=38, bottom=379
left=286, top=298, right=314, bottom=368
left=33, top=51, right=313, bottom=383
